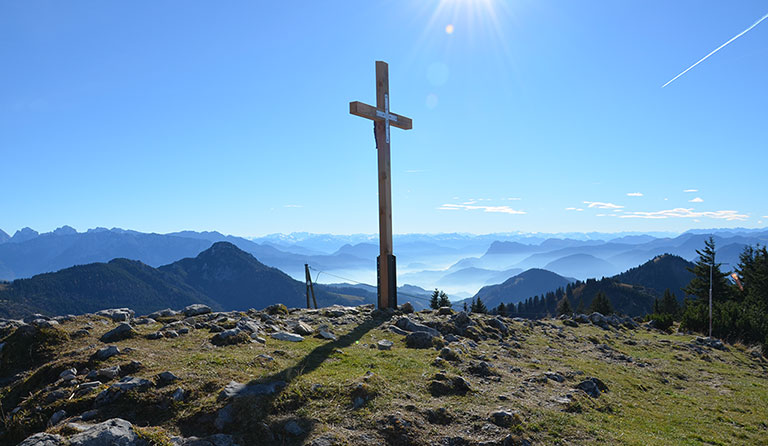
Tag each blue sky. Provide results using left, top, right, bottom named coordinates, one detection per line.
left=2, top=0, right=767, bottom=237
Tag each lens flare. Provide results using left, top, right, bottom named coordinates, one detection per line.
left=445, top=24, right=454, bottom=34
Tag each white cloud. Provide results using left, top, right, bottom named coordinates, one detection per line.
left=689, top=197, right=704, bottom=203
left=626, top=192, right=643, bottom=197
left=684, top=189, right=698, bottom=193
left=504, top=197, right=522, bottom=201
left=283, top=204, right=303, bottom=208
left=439, top=203, right=526, bottom=215
left=565, top=207, right=584, bottom=211
left=583, top=201, right=624, bottom=209
left=620, top=208, right=748, bottom=221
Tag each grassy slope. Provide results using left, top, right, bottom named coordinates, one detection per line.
left=2, top=309, right=767, bottom=445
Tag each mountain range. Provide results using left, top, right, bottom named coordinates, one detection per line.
left=1, top=226, right=765, bottom=298
left=0, top=242, right=378, bottom=318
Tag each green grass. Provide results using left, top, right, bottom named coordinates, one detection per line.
left=2, top=312, right=767, bottom=445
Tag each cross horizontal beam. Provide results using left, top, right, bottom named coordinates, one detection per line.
left=349, top=101, right=412, bottom=130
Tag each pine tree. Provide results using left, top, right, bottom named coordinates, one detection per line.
left=589, top=291, right=613, bottom=315
left=683, top=237, right=732, bottom=303
left=556, top=295, right=572, bottom=316
left=472, top=296, right=488, bottom=314
left=660, top=289, right=680, bottom=317
left=438, top=291, right=451, bottom=308
left=575, top=297, right=585, bottom=314
left=429, top=289, right=440, bottom=310
left=463, top=301, right=468, bottom=312
left=495, top=303, right=507, bottom=316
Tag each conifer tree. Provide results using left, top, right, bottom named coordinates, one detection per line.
left=589, top=291, right=613, bottom=315
left=429, top=289, right=440, bottom=310
left=438, top=290, right=451, bottom=308
left=556, top=295, right=572, bottom=316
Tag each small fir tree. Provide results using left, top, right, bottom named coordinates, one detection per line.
left=556, top=295, right=572, bottom=316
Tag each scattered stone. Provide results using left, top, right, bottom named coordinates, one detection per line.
left=96, top=366, right=121, bottom=380
left=425, top=407, right=453, bottom=425
left=437, top=307, right=454, bottom=316
left=211, top=328, right=250, bottom=346
left=94, top=345, right=120, bottom=360
left=271, top=331, right=304, bottom=342
left=172, top=387, right=186, bottom=402
left=468, top=361, right=498, bottom=377
left=133, top=318, right=154, bottom=325
left=96, top=308, right=134, bottom=322
left=218, top=380, right=287, bottom=401
left=405, top=331, right=435, bottom=349
left=17, top=432, right=64, bottom=446
left=318, top=330, right=338, bottom=341
left=399, top=302, right=414, bottom=313
left=284, top=420, right=304, bottom=436
left=214, top=404, right=235, bottom=431
left=395, top=317, right=440, bottom=336
left=148, top=308, right=179, bottom=319
left=111, top=376, right=152, bottom=392
left=291, top=321, right=314, bottom=335
left=695, top=336, right=728, bottom=351
left=428, top=373, right=471, bottom=396
left=487, top=317, right=509, bottom=335
left=266, top=304, right=289, bottom=315
left=545, top=372, right=565, bottom=383
left=100, top=323, right=137, bottom=343
left=45, top=389, right=70, bottom=404
left=183, top=304, right=212, bottom=317
left=439, top=347, right=461, bottom=362
left=49, top=410, right=67, bottom=426
left=490, top=410, right=521, bottom=428
left=146, top=331, right=164, bottom=340
left=576, top=377, right=609, bottom=398
left=563, top=319, right=578, bottom=327
left=59, top=368, right=77, bottom=380
left=165, top=330, right=179, bottom=339
left=377, top=339, right=394, bottom=350
left=235, top=318, right=260, bottom=334
left=80, top=409, right=99, bottom=421
left=158, top=371, right=180, bottom=384
left=68, top=418, right=146, bottom=445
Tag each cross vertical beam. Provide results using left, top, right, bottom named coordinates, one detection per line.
left=349, top=61, right=412, bottom=309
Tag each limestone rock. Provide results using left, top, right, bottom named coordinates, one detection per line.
left=271, top=331, right=304, bottom=342
left=96, top=308, right=134, bottom=322
left=405, top=331, right=435, bottom=349
left=68, top=418, right=148, bottom=445
left=100, top=323, right=136, bottom=343
left=490, top=410, right=521, bottom=427
left=395, top=317, right=439, bottom=336
left=377, top=339, right=394, bottom=350
left=183, top=304, right=212, bottom=317
left=94, top=345, right=120, bottom=360
left=576, top=377, right=609, bottom=398
left=218, top=380, right=287, bottom=401
left=17, top=432, right=64, bottom=446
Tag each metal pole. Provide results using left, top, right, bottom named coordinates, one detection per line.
left=709, top=262, right=713, bottom=338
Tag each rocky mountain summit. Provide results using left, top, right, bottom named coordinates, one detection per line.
left=2, top=303, right=767, bottom=445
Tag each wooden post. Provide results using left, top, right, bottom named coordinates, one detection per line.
left=305, top=264, right=317, bottom=309
left=349, top=61, right=412, bottom=309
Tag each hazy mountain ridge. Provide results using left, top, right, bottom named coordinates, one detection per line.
left=0, top=242, right=376, bottom=318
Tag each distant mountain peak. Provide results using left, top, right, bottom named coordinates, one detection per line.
left=10, top=227, right=39, bottom=243
left=0, top=229, right=9, bottom=244
left=52, top=225, right=78, bottom=236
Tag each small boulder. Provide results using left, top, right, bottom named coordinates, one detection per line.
left=96, top=308, right=134, bottom=322
left=377, top=340, right=394, bottom=350
left=100, top=323, right=137, bottom=343
left=211, top=328, right=250, bottom=346
left=183, top=304, right=212, bottom=317
left=94, top=345, right=120, bottom=360
left=399, top=302, right=414, bottom=313
left=158, top=371, right=180, bottom=384
left=266, top=304, right=289, bottom=315
left=284, top=420, right=304, bottom=436
left=490, top=410, right=521, bottom=428
left=576, top=377, right=609, bottom=398
left=49, top=410, right=67, bottom=426
left=405, top=331, right=435, bottom=349
left=291, top=321, right=314, bottom=336
left=271, top=332, right=304, bottom=342
left=437, top=307, right=454, bottom=316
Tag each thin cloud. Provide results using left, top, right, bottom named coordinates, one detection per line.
left=283, top=204, right=303, bottom=208
left=583, top=201, right=624, bottom=210
left=504, top=197, right=522, bottom=201
left=565, top=207, right=584, bottom=211
left=689, top=197, right=704, bottom=203
left=439, top=203, right=526, bottom=215
left=626, top=192, right=643, bottom=197
left=620, top=208, right=748, bottom=221
left=684, top=189, right=698, bottom=193
left=662, top=13, right=768, bottom=88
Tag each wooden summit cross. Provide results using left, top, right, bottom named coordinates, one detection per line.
left=350, top=61, right=412, bottom=309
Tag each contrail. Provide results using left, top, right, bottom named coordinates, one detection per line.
left=662, top=12, right=768, bottom=88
